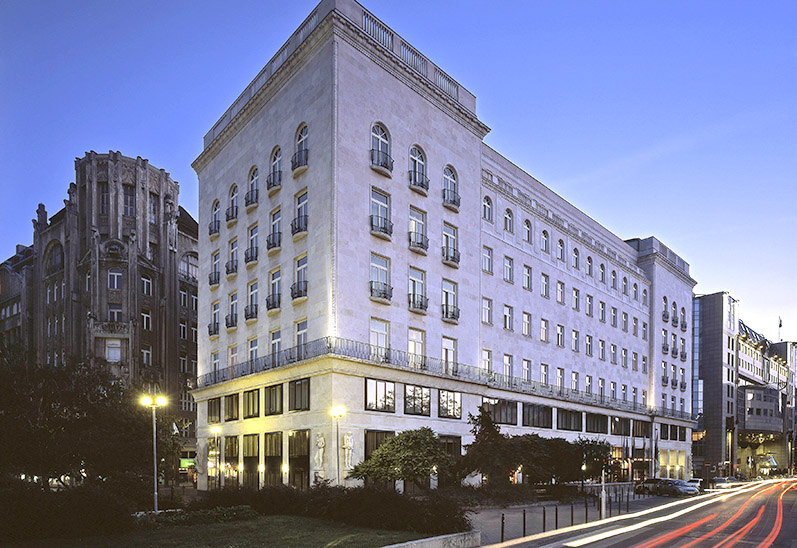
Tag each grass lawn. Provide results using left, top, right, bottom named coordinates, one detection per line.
left=3, top=514, right=428, bottom=548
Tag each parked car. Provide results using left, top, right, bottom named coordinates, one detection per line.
left=712, top=477, right=741, bottom=489
left=686, top=478, right=703, bottom=492
left=658, top=479, right=700, bottom=496
left=635, top=478, right=664, bottom=495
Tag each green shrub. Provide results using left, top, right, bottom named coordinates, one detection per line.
left=155, top=505, right=258, bottom=526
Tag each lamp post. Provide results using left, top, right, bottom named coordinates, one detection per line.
left=211, top=426, right=221, bottom=489
left=330, top=406, right=345, bottom=485
left=140, top=395, right=167, bottom=513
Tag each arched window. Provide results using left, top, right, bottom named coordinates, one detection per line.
left=672, top=302, right=677, bottom=319
left=680, top=307, right=686, bottom=324
left=482, top=196, right=493, bottom=221
left=633, top=283, right=639, bottom=300
left=523, top=220, right=532, bottom=243
left=443, top=166, right=457, bottom=203
left=212, top=200, right=220, bottom=223
left=572, top=248, right=580, bottom=269
left=370, top=124, right=391, bottom=170
left=611, top=270, right=617, bottom=289
left=622, top=277, right=628, bottom=295
left=249, top=168, right=259, bottom=192
left=642, top=289, right=648, bottom=306
left=270, top=147, right=282, bottom=188
left=293, top=124, right=308, bottom=170
left=504, top=209, right=514, bottom=233
left=557, top=239, right=565, bottom=261
left=662, top=296, right=668, bottom=314
left=180, top=253, right=198, bottom=280
left=296, top=124, right=308, bottom=152
left=409, top=146, right=426, bottom=185
left=586, top=256, right=593, bottom=277
left=228, top=185, right=238, bottom=220
left=599, top=264, right=606, bottom=283
left=45, top=243, right=64, bottom=274
left=541, top=230, right=549, bottom=252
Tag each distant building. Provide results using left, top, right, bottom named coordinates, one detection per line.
left=692, top=292, right=795, bottom=479
left=0, top=151, right=199, bottom=471
left=192, top=0, right=697, bottom=491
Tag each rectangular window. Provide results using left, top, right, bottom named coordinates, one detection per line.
left=586, top=295, right=593, bottom=316
left=288, top=378, right=310, bottom=411
left=556, top=324, right=564, bottom=347
left=523, top=265, right=532, bottom=290
left=225, top=393, right=239, bottom=421
left=541, top=273, right=549, bottom=298
left=243, top=388, right=260, bottom=418
left=208, top=397, right=221, bottom=423
left=142, top=276, right=152, bottom=296
left=522, top=402, right=553, bottom=428
left=556, top=281, right=565, bottom=304
left=572, top=288, right=580, bottom=310
left=264, top=432, right=283, bottom=487
left=586, top=375, right=593, bottom=394
left=503, top=256, right=513, bottom=282
left=522, top=312, right=531, bottom=336
left=599, top=340, right=606, bottom=360
left=482, top=246, right=493, bottom=273
left=541, top=363, right=549, bottom=385
left=503, top=354, right=513, bottom=377
left=371, top=188, right=390, bottom=222
left=610, top=344, right=617, bottom=364
left=442, top=337, right=457, bottom=366
left=408, top=328, right=425, bottom=364
left=599, top=301, right=606, bottom=322
left=148, top=193, right=158, bottom=223
left=409, top=207, right=426, bottom=239
left=571, top=371, right=579, bottom=390
left=99, top=182, right=109, bottom=214
left=369, top=252, right=390, bottom=289
left=141, top=345, right=152, bottom=366
left=642, top=322, right=648, bottom=340
left=482, top=397, right=517, bottom=425
left=481, top=297, right=492, bottom=324
left=611, top=307, right=618, bottom=327
left=503, top=305, right=513, bottom=330
left=180, top=289, right=188, bottom=307
left=106, top=339, right=121, bottom=362
left=439, top=390, right=462, bottom=419
left=404, top=384, right=431, bottom=416
left=622, top=312, right=628, bottom=332
left=540, top=319, right=549, bottom=342
left=365, top=378, right=395, bottom=412
left=408, top=267, right=425, bottom=301
left=296, top=255, right=307, bottom=284
left=586, top=413, right=608, bottom=434
left=442, top=223, right=457, bottom=254
left=571, top=330, right=579, bottom=352
left=481, top=349, right=492, bottom=371
left=179, top=322, right=187, bottom=339
left=557, top=408, right=583, bottom=431
left=109, top=304, right=122, bottom=322
left=622, top=348, right=628, bottom=368
left=633, top=317, right=638, bottom=336
left=123, top=185, right=135, bottom=216
left=108, top=269, right=122, bottom=289
left=264, top=384, right=283, bottom=415
left=522, top=359, right=531, bottom=381
left=585, top=334, right=593, bottom=356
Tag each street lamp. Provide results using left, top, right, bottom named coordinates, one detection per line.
left=211, top=426, right=221, bottom=489
left=140, top=395, right=167, bottom=513
left=330, top=406, right=345, bottom=485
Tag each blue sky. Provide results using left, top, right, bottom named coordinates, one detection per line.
left=1, top=0, right=795, bottom=340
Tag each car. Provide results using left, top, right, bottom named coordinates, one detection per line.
left=635, top=478, right=664, bottom=495
left=686, top=478, right=703, bottom=492
left=658, top=479, right=700, bottom=496
left=712, top=477, right=741, bottom=489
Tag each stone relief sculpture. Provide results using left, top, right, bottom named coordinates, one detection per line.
left=314, top=432, right=326, bottom=471
left=343, top=431, right=354, bottom=470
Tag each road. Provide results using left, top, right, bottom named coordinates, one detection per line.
left=486, top=478, right=797, bottom=548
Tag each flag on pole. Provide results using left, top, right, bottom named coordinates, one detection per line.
left=779, top=317, right=782, bottom=328
left=173, top=422, right=180, bottom=435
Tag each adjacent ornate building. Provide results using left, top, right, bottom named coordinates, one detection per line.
left=0, top=151, right=199, bottom=466
left=192, top=0, right=697, bottom=491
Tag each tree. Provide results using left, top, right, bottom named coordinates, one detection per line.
left=349, top=427, right=452, bottom=489
left=575, top=437, right=611, bottom=481
left=460, top=408, right=518, bottom=487
left=513, top=434, right=552, bottom=484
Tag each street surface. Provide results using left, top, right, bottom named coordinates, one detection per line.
left=483, top=478, right=797, bottom=548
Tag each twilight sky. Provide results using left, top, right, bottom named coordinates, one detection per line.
left=1, top=1, right=795, bottom=340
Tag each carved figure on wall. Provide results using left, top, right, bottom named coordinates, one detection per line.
left=314, top=432, right=326, bottom=470
left=343, top=431, right=354, bottom=470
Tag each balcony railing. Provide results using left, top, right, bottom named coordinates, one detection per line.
left=245, top=189, right=259, bottom=207
left=291, top=281, right=308, bottom=300
left=370, top=149, right=393, bottom=173
left=291, top=215, right=308, bottom=236
left=291, top=149, right=308, bottom=171
left=225, top=260, right=238, bottom=275
left=208, top=271, right=220, bottom=286
left=671, top=345, right=678, bottom=358
left=369, top=281, right=392, bottom=302
left=662, top=310, right=670, bottom=322
left=225, top=313, right=238, bottom=329
left=244, top=247, right=258, bottom=264
left=266, top=293, right=281, bottom=311
left=442, top=304, right=460, bottom=322
left=208, top=220, right=220, bottom=236
left=370, top=215, right=393, bottom=238
left=408, top=170, right=429, bottom=193
left=194, top=336, right=697, bottom=423
left=681, top=321, right=688, bottom=332
left=208, top=322, right=219, bottom=336
left=92, top=321, right=129, bottom=335
left=661, top=375, right=669, bottom=386
left=408, top=231, right=429, bottom=252
left=662, top=342, right=670, bottom=353
left=267, top=170, right=282, bottom=192
left=672, top=316, right=679, bottom=327
left=245, top=304, right=258, bottom=320
left=266, top=231, right=281, bottom=251
left=408, top=293, right=428, bottom=312
left=671, top=378, right=678, bottom=389
left=680, top=350, right=687, bottom=361
left=226, top=206, right=238, bottom=222
left=442, top=189, right=460, bottom=211
left=442, top=246, right=460, bottom=266
left=680, top=381, right=687, bottom=391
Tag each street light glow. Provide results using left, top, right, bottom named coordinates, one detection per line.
left=330, top=405, right=345, bottom=418
left=140, top=395, right=153, bottom=406
left=155, top=396, right=167, bottom=406
left=211, top=426, right=221, bottom=434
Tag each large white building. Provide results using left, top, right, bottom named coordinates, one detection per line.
left=192, top=0, right=696, bottom=491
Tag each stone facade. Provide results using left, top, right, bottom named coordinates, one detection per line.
left=192, top=0, right=696, bottom=491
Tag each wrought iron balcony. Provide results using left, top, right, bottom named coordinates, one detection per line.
left=208, top=220, right=220, bottom=236
left=671, top=378, right=678, bottom=389
left=370, top=215, right=393, bottom=239
left=680, top=381, right=687, bottom=391
left=266, top=293, right=281, bottom=311
left=672, top=316, right=679, bottom=327
left=662, top=342, right=670, bottom=353
left=442, top=246, right=460, bottom=267
left=291, top=149, right=308, bottom=172
left=267, top=170, right=282, bottom=194
left=225, top=313, right=238, bottom=329
left=225, top=260, right=238, bottom=275
left=208, top=322, right=219, bottom=336
left=680, top=350, right=687, bottom=361
left=671, top=345, right=678, bottom=358
left=291, top=215, right=308, bottom=236
left=408, top=231, right=428, bottom=253
left=369, top=281, right=392, bottom=302
left=441, top=304, right=460, bottom=323
left=662, top=310, right=670, bottom=322
left=681, top=321, right=688, bottom=332
left=266, top=231, right=281, bottom=251
left=226, top=206, right=238, bottom=222
left=244, top=304, right=258, bottom=320
left=244, top=189, right=259, bottom=208
left=208, top=271, right=220, bottom=286
left=408, top=169, right=428, bottom=194
left=291, top=281, right=308, bottom=300
left=442, top=189, right=460, bottom=211
left=244, top=247, right=258, bottom=264
left=408, top=293, right=428, bottom=312
left=370, top=149, right=393, bottom=174
left=661, top=375, right=669, bottom=386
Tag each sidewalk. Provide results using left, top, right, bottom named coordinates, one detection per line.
left=469, top=489, right=667, bottom=546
